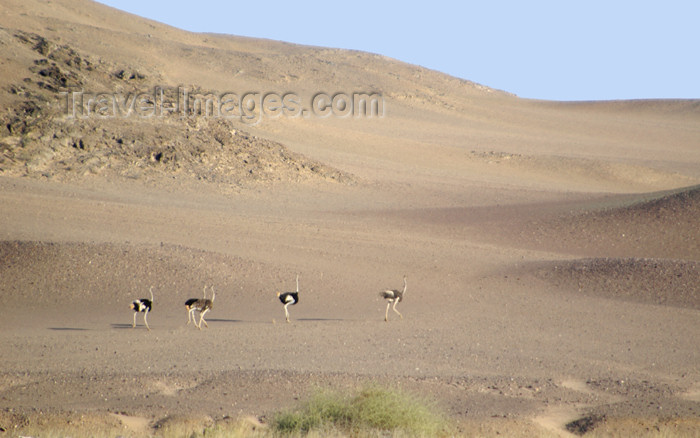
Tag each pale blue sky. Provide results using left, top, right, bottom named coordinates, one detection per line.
left=97, top=1, right=699, bottom=101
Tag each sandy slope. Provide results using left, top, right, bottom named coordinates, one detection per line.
left=1, top=0, right=699, bottom=436
left=1, top=176, right=699, bottom=436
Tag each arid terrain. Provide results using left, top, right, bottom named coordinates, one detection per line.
left=0, top=0, right=699, bottom=436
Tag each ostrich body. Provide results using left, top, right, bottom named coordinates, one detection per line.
left=277, top=275, right=299, bottom=323
left=380, top=276, right=406, bottom=321
left=184, top=285, right=206, bottom=326
left=186, top=285, right=216, bottom=329
left=130, top=286, right=154, bottom=330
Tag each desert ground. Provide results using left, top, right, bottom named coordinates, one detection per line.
left=0, top=0, right=699, bottom=436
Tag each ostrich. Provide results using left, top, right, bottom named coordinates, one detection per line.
left=185, top=285, right=216, bottom=329
left=277, top=274, right=299, bottom=323
left=130, top=286, right=154, bottom=330
left=184, top=285, right=205, bottom=325
left=380, top=275, right=406, bottom=321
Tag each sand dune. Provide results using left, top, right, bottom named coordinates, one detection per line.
left=1, top=0, right=699, bottom=436
left=2, top=0, right=699, bottom=193
left=525, top=257, right=699, bottom=309
left=504, top=185, right=700, bottom=259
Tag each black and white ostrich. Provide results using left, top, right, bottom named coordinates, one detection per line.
left=380, top=275, right=406, bottom=321
left=185, top=285, right=216, bottom=329
left=277, top=274, right=299, bottom=323
left=130, top=286, right=154, bottom=330
left=184, top=285, right=205, bottom=325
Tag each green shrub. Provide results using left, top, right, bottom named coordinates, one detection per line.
left=272, top=385, right=451, bottom=436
